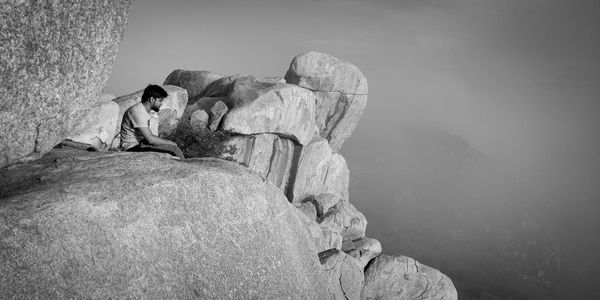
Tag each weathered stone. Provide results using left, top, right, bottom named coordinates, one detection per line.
left=292, top=137, right=349, bottom=203
left=294, top=203, right=323, bottom=248
left=313, top=193, right=342, bottom=217
left=226, top=133, right=297, bottom=193
left=285, top=51, right=368, bottom=152
left=0, top=149, right=335, bottom=299
left=362, top=255, right=458, bottom=300
left=110, top=85, right=188, bottom=148
left=190, top=109, right=210, bottom=134
left=320, top=250, right=364, bottom=300
left=178, top=97, right=229, bottom=135
left=222, top=77, right=316, bottom=145
left=295, top=201, right=318, bottom=222
left=0, top=0, right=134, bottom=167
left=346, top=238, right=382, bottom=269
left=163, top=70, right=225, bottom=102
left=337, top=199, right=367, bottom=242
left=318, top=207, right=344, bottom=252
left=209, top=100, right=228, bottom=131
left=65, top=99, right=120, bottom=150
left=202, top=75, right=246, bottom=98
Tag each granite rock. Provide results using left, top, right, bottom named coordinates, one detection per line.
left=163, top=70, right=225, bottom=103
left=65, top=98, right=120, bottom=150
left=226, top=133, right=298, bottom=194
left=292, top=137, right=349, bottom=203
left=362, top=255, right=458, bottom=300
left=285, top=51, right=368, bottom=152
left=346, top=238, right=382, bottom=269
left=0, top=0, right=134, bottom=167
left=222, top=77, right=316, bottom=145
left=320, top=250, right=364, bottom=300
left=0, top=149, right=335, bottom=299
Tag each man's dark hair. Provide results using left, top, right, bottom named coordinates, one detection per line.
left=141, top=84, right=168, bottom=103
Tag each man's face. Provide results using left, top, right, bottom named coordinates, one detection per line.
left=151, top=97, right=165, bottom=112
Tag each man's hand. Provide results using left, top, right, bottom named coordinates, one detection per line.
left=138, top=127, right=178, bottom=147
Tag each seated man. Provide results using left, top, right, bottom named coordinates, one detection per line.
left=120, top=84, right=185, bottom=159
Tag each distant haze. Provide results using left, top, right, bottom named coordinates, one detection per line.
left=106, top=0, right=600, bottom=298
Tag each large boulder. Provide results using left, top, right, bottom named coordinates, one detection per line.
left=292, top=137, right=349, bottom=203
left=362, top=255, right=458, bottom=300
left=285, top=51, right=368, bottom=152
left=163, top=70, right=225, bottom=103
left=0, top=0, right=134, bottom=167
left=222, top=77, right=317, bottom=145
left=0, top=149, right=335, bottom=299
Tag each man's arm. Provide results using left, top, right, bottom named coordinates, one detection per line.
left=137, top=127, right=178, bottom=146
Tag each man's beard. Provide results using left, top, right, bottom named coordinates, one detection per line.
left=151, top=106, right=160, bottom=112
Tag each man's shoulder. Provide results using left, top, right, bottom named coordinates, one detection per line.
left=126, top=102, right=148, bottom=116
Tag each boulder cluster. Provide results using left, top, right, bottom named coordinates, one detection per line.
left=2, top=2, right=457, bottom=298
left=40, top=51, right=456, bottom=299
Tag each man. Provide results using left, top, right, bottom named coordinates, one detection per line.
left=120, top=84, right=185, bottom=159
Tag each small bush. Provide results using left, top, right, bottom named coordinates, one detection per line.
left=180, top=129, right=237, bottom=159
left=167, top=114, right=237, bottom=159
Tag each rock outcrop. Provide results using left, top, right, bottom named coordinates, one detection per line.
left=362, top=255, right=458, bottom=300
left=285, top=51, right=368, bottom=152
left=0, top=0, right=134, bottom=167
left=222, top=77, right=317, bottom=145
left=0, top=149, right=335, bottom=299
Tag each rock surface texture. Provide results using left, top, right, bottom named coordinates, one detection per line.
left=285, top=51, right=368, bottom=152
left=222, top=77, right=317, bottom=145
left=320, top=250, right=364, bottom=300
left=65, top=96, right=120, bottom=150
left=0, top=149, right=335, bottom=299
left=163, top=70, right=225, bottom=102
left=362, top=255, right=458, bottom=300
left=0, top=0, right=134, bottom=167
left=292, top=137, right=349, bottom=203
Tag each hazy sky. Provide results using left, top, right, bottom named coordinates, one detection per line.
left=106, top=0, right=600, bottom=181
